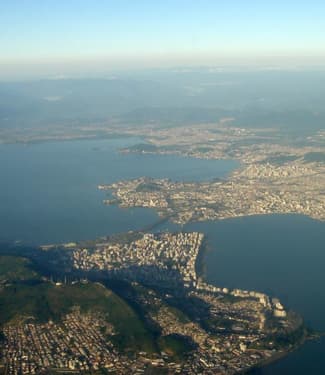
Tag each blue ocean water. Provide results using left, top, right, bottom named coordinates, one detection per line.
left=1, top=138, right=324, bottom=373
left=0, top=138, right=237, bottom=244
left=187, top=215, right=325, bottom=374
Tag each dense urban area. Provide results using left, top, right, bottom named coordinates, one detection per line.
left=0, top=123, right=323, bottom=374
left=1, top=4, right=325, bottom=372
left=98, top=124, right=325, bottom=224
left=1, top=232, right=304, bottom=374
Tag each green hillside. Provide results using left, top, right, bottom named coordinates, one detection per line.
left=0, top=255, right=39, bottom=282
left=0, top=279, right=155, bottom=353
left=0, top=254, right=192, bottom=357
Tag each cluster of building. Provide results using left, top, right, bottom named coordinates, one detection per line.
left=121, top=121, right=324, bottom=164
left=105, top=122, right=325, bottom=225
left=1, top=230, right=296, bottom=374
left=195, top=281, right=286, bottom=318
left=99, top=181, right=169, bottom=209
left=120, top=123, right=267, bottom=161
left=1, top=309, right=119, bottom=374
left=100, top=156, right=325, bottom=224
left=1, top=307, right=196, bottom=374
left=126, top=282, right=291, bottom=375
left=72, top=232, right=203, bottom=289
left=153, top=302, right=273, bottom=374
left=72, top=232, right=287, bottom=320
left=71, top=229, right=290, bottom=338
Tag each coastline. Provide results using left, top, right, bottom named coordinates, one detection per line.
left=194, top=234, right=210, bottom=282
left=1, top=227, right=318, bottom=374
left=190, top=221, right=313, bottom=375
left=242, top=329, right=320, bottom=374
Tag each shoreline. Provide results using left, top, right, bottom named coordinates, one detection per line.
left=0, top=133, right=136, bottom=146
left=242, top=329, right=322, bottom=374
left=194, top=235, right=210, bottom=282
left=2, top=228, right=320, bottom=375
left=190, top=224, right=318, bottom=375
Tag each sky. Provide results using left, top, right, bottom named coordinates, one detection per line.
left=1, top=0, right=325, bottom=78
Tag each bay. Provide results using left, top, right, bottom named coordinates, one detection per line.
left=0, top=138, right=237, bottom=244
left=1, top=138, right=324, bottom=373
left=186, top=215, right=325, bottom=374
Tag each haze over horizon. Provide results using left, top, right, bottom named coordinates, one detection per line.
left=1, top=0, right=325, bottom=80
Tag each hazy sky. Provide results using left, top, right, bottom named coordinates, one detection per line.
left=1, top=0, right=325, bottom=78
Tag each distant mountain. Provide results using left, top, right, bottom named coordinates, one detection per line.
left=0, top=78, right=186, bottom=128
left=1, top=70, right=325, bottom=134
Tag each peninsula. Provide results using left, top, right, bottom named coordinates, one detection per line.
left=0, top=231, right=306, bottom=374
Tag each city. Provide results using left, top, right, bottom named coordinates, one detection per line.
left=99, top=155, right=325, bottom=224
left=0, top=232, right=303, bottom=374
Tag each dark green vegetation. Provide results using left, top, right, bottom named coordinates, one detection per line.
left=0, top=239, right=308, bottom=373
left=0, top=254, right=153, bottom=353
left=243, top=326, right=311, bottom=375
left=158, top=334, right=193, bottom=360
left=262, top=312, right=306, bottom=350
left=0, top=278, right=154, bottom=352
left=102, top=280, right=195, bottom=359
left=0, top=253, right=194, bottom=358
left=0, top=255, right=39, bottom=282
